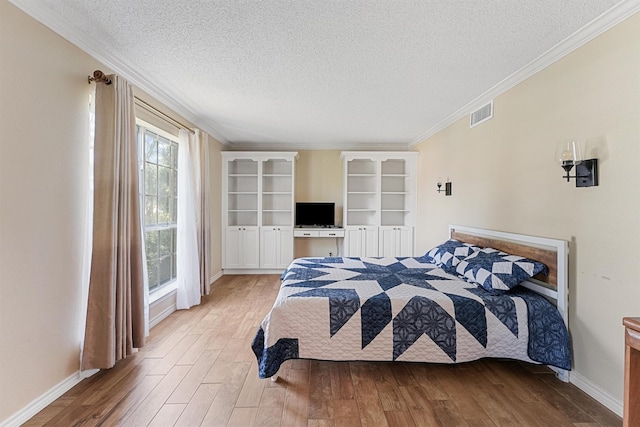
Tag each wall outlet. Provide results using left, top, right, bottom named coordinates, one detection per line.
left=329, top=252, right=333, bottom=257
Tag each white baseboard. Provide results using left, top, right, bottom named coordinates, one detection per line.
left=0, top=369, right=97, bottom=427
left=149, top=302, right=176, bottom=329
left=209, top=270, right=223, bottom=285
left=570, top=371, right=623, bottom=417
left=149, top=273, right=223, bottom=327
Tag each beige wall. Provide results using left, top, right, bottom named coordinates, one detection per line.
left=0, top=2, right=223, bottom=421
left=1, top=2, right=99, bottom=420
left=294, top=150, right=344, bottom=257
left=414, top=14, right=640, bottom=404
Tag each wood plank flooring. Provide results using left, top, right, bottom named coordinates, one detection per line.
left=24, top=274, right=621, bottom=426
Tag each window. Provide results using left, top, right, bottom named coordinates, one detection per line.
left=138, top=126, right=179, bottom=293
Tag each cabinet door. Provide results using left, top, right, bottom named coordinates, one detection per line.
left=362, top=226, right=379, bottom=257
left=378, top=227, right=397, bottom=257
left=260, top=227, right=293, bottom=269
left=225, top=227, right=243, bottom=269
left=260, top=227, right=278, bottom=269
left=344, top=227, right=362, bottom=257
left=345, top=226, right=379, bottom=257
left=242, top=227, right=260, bottom=268
left=378, top=226, right=413, bottom=257
left=397, top=227, right=414, bottom=257
left=277, top=227, right=294, bottom=268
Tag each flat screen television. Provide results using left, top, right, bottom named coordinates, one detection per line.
left=295, top=202, right=335, bottom=227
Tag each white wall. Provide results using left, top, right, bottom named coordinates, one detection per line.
left=414, top=13, right=640, bottom=408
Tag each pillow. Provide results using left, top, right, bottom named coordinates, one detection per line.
left=455, top=249, right=548, bottom=293
left=421, top=239, right=481, bottom=273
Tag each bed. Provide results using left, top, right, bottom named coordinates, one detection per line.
left=252, top=225, right=571, bottom=382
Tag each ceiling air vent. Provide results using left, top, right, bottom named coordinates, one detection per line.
left=469, top=100, right=493, bottom=128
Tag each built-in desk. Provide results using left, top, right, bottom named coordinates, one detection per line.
left=293, top=228, right=345, bottom=257
left=293, top=228, right=345, bottom=238
left=624, top=317, right=640, bottom=427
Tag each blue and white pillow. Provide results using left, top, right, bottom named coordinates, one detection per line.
left=455, top=249, right=548, bottom=293
left=421, top=239, right=481, bottom=274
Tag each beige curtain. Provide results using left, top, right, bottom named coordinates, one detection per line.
left=82, top=74, right=145, bottom=370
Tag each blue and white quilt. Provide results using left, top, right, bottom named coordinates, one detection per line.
left=252, top=257, right=571, bottom=378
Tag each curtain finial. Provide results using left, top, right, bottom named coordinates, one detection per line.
left=88, top=70, right=112, bottom=85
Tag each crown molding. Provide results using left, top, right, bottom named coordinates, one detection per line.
left=7, top=0, right=230, bottom=146
left=408, top=0, right=640, bottom=147
left=228, top=141, right=411, bottom=151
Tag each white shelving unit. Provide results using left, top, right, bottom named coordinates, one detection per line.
left=227, top=159, right=259, bottom=227
left=341, top=152, right=418, bottom=257
left=222, top=152, right=297, bottom=272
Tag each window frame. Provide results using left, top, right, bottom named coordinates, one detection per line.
left=136, top=119, right=180, bottom=298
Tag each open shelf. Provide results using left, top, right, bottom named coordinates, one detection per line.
left=263, top=159, right=292, bottom=175
left=342, top=153, right=416, bottom=229
left=228, top=159, right=258, bottom=175
left=347, top=159, right=376, bottom=175
left=263, top=193, right=291, bottom=203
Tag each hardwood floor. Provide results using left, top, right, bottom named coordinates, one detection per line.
left=25, top=274, right=621, bottom=426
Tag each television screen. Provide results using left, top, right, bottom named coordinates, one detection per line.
left=295, top=202, right=335, bottom=227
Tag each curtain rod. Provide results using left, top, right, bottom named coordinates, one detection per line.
left=88, top=69, right=195, bottom=134
left=134, top=97, right=195, bottom=134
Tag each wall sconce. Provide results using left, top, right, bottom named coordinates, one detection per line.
left=555, top=140, right=598, bottom=187
left=437, top=177, right=452, bottom=196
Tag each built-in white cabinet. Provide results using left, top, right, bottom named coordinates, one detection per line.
left=260, top=226, right=294, bottom=269
left=222, top=152, right=297, bottom=271
left=378, top=226, right=413, bottom=257
left=344, top=226, right=379, bottom=257
left=341, top=152, right=418, bottom=258
left=225, top=226, right=260, bottom=269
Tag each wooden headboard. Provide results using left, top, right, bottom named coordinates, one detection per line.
left=449, top=225, right=570, bottom=382
left=451, top=230, right=559, bottom=289
left=448, top=225, right=568, bottom=298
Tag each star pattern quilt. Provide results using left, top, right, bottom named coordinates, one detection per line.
left=252, top=257, right=571, bottom=378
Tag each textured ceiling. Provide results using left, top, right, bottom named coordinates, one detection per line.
left=16, top=0, right=633, bottom=148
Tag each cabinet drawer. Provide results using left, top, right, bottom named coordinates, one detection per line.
left=294, top=230, right=319, bottom=237
left=319, top=229, right=345, bottom=238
